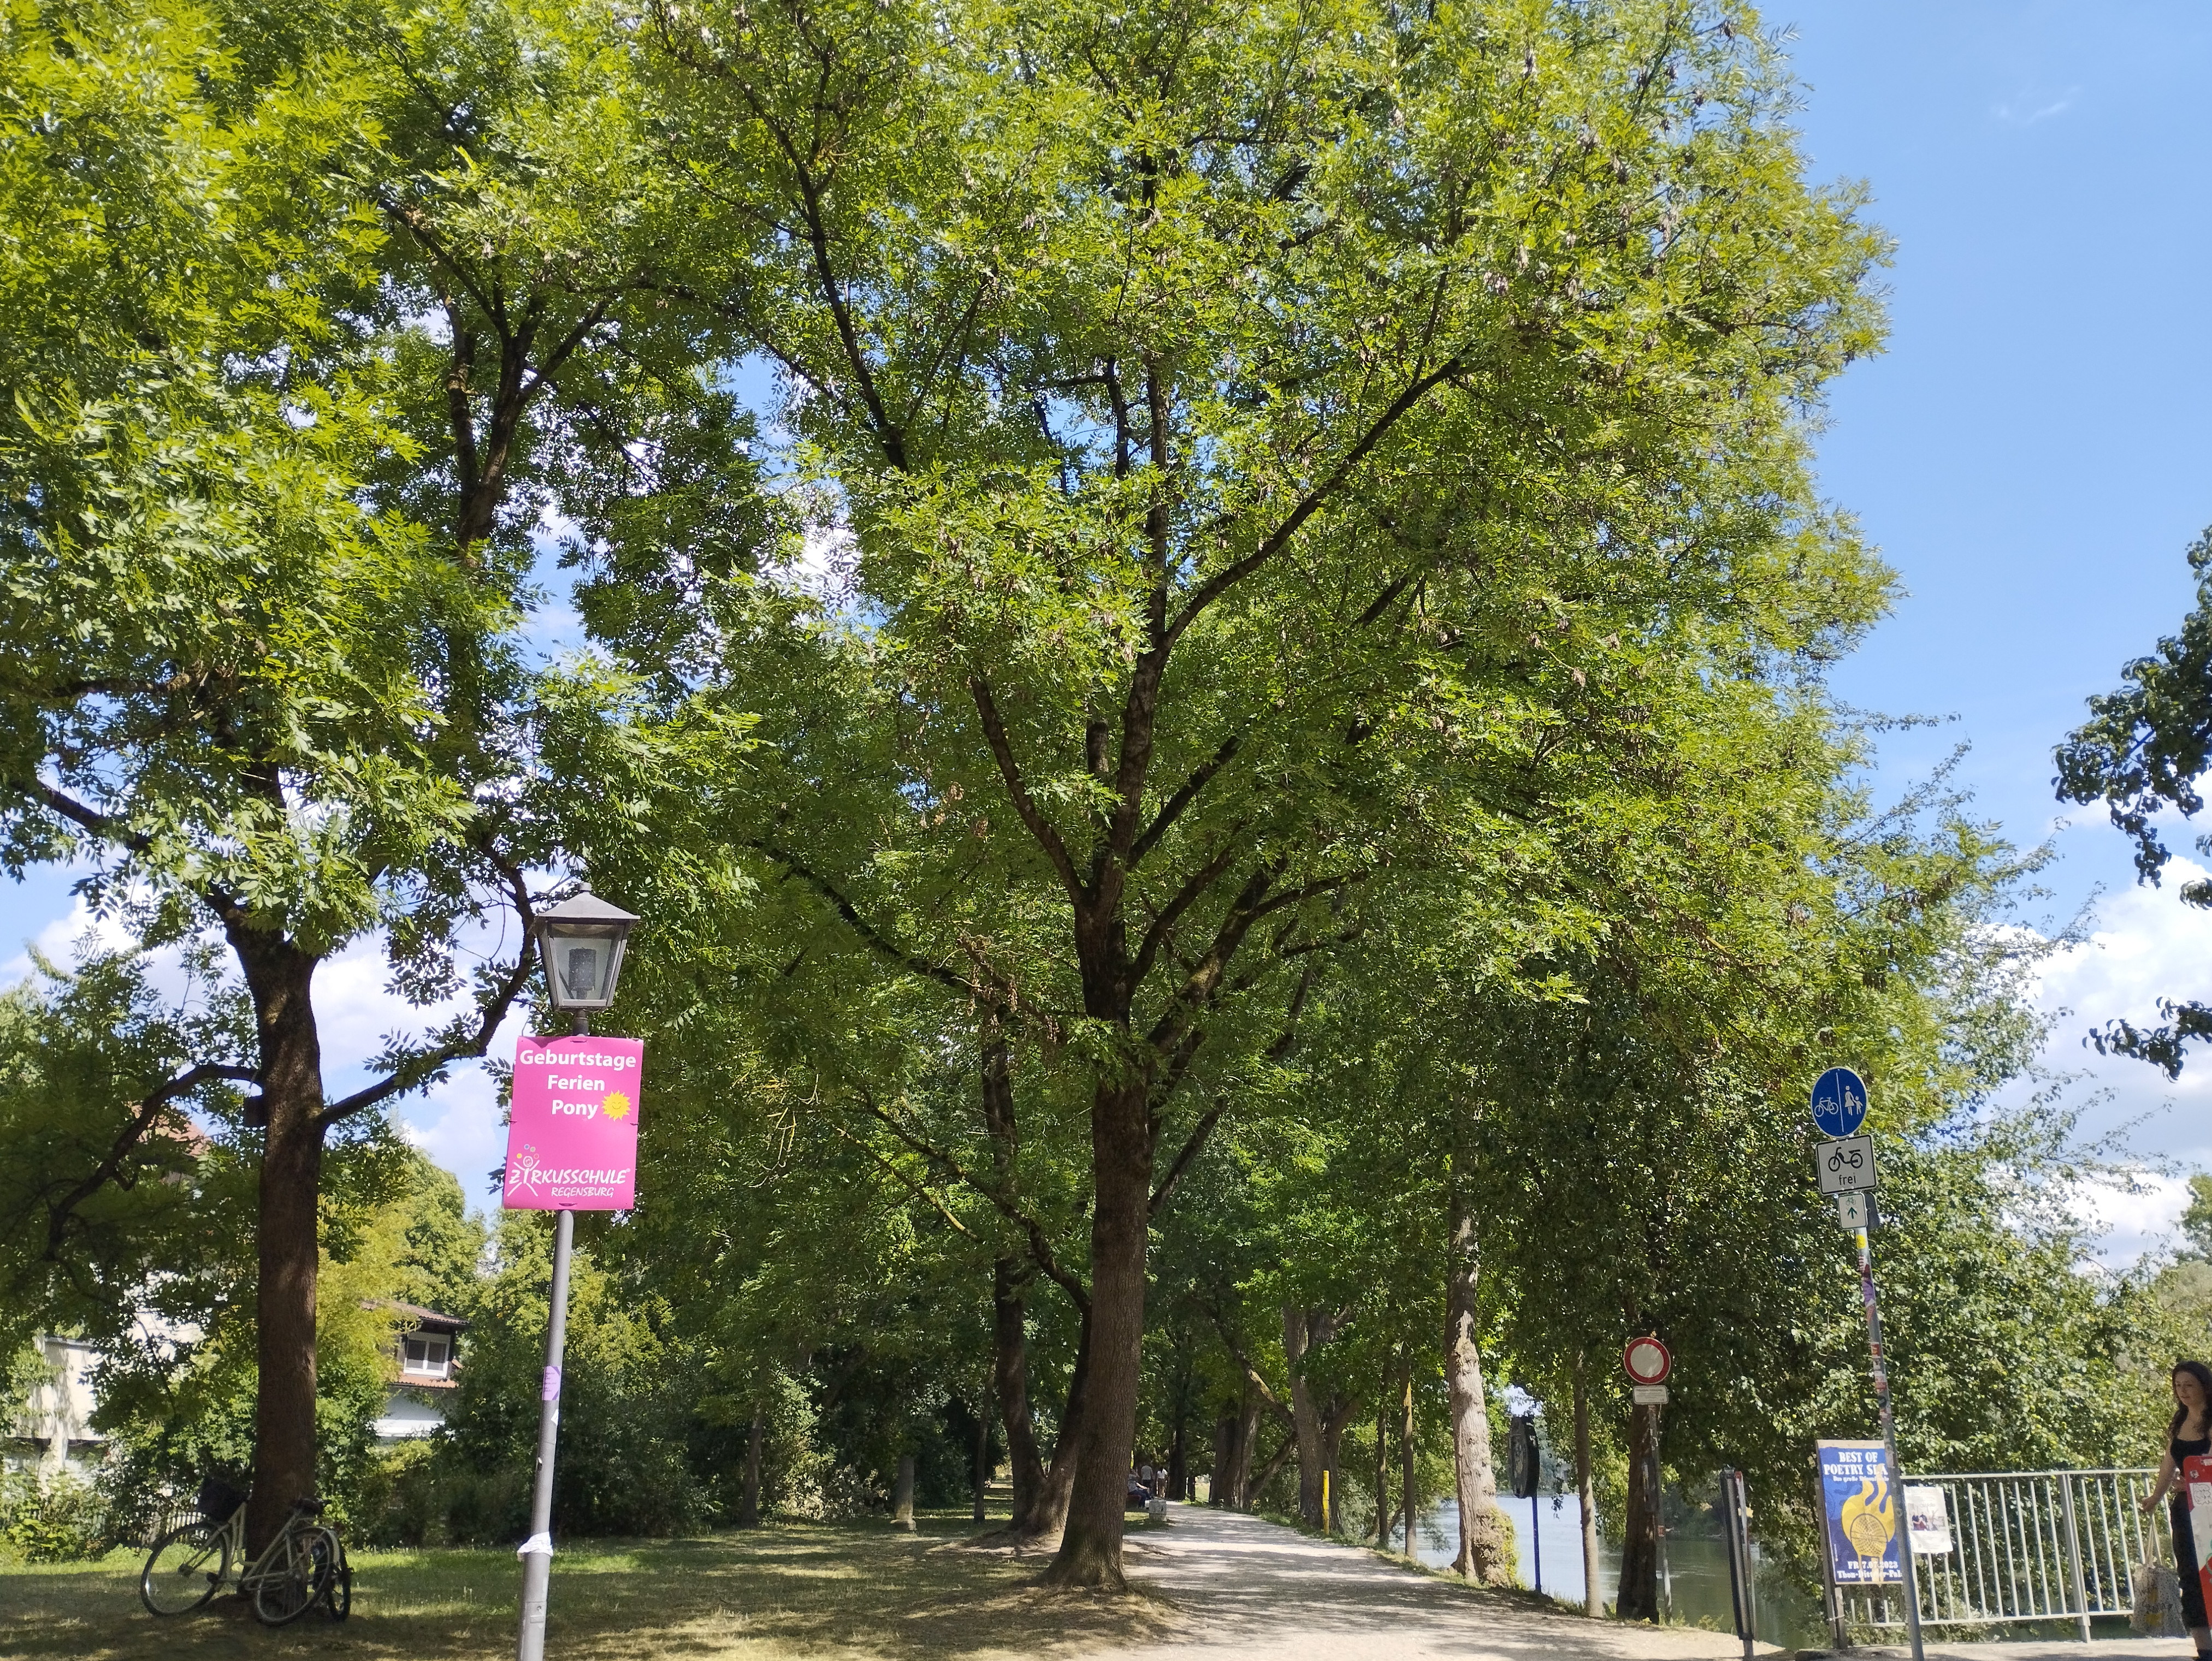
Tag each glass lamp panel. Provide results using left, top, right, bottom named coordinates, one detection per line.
left=555, top=939, right=605, bottom=1001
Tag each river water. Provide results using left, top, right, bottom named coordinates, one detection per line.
left=1411, top=1495, right=1828, bottom=1650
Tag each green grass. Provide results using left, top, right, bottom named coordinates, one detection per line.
left=0, top=1512, right=1178, bottom=1660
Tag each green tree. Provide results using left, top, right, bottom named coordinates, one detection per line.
left=631, top=0, right=1886, bottom=1587
left=0, top=0, right=760, bottom=1542
left=2055, top=525, right=2212, bottom=1073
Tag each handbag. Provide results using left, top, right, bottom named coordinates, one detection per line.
left=2132, top=1561, right=2186, bottom=1638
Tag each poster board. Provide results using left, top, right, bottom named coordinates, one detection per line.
left=1903, top=1485, right=1951, bottom=1556
left=2187, top=1452, right=2212, bottom=1620
left=1817, top=1439, right=1901, bottom=1586
left=502, top=1035, right=643, bottom=1211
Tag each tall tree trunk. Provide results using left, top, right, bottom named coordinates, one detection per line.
left=1211, top=1413, right=1232, bottom=1506
left=993, top=1258, right=1046, bottom=1532
left=1284, top=1305, right=1339, bottom=1528
left=972, top=1393, right=992, bottom=1523
left=1574, top=1352, right=1601, bottom=1617
left=894, top=1452, right=916, bottom=1531
left=1026, top=1297, right=1092, bottom=1544
left=740, top=1410, right=763, bottom=1527
left=1399, top=1356, right=1417, bottom=1558
left=1375, top=1381, right=1389, bottom=1543
left=236, top=934, right=326, bottom=1556
left=1043, top=1081, right=1149, bottom=1587
left=1166, top=1409, right=1186, bottom=1503
left=1445, top=1180, right=1510, bottom=1581
left=1615, top=1400, right=1662, bottom=1621
left=1228, top=1386, right=1259, bottom=1508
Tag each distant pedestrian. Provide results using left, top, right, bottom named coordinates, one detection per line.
left=2142, top=1359, right=2212, bottom=1658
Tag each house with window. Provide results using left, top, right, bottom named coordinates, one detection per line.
left=3, top=1334, right=103, bottom=1476
left=371, top=1302, right=469, bottom=1444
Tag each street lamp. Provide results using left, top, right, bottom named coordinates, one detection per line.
left=516, top=887, right=638, bottom=1661
left=533, top=892, right=638, bottom=1031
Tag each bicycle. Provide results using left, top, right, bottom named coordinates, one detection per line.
left=140, top=1481, right=351, bottom=1626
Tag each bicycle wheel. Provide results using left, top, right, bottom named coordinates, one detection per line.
left=316, top=1529, right=351, bottom=1621
left=251, top=1529, right=333, bottom=1627
left=141, top=1522, right=231, bottom=1616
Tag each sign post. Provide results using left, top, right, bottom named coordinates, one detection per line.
left=1622, top=1337, right=1671, bottom=1616
left=1719, top=1467, right=1756, bottom=1661
left=1508, top=1412, right=1541, bottom=1593
left=506, top=1024, right=643, bottom=1661
left=1810, top=1068, right=1923, bottom=1661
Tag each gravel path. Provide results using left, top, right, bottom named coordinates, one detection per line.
left=1108, top=1503, right=1769, bottom=1659
left=1106, top=1505, right=2199, bottom=1661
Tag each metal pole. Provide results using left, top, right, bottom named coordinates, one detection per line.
left=2059, top=1472, right=2091, bottom=1642
left=1858, top=1224, right=1924, bottom=1661
left=1532, top=1492, right=1541, bottom=1594
left=517, top=1011, right=586, bottom=1661
left=1722, top=1468, right=1756, bottom=1661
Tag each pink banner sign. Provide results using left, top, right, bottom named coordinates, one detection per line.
left=503, top=1035, right=643, bottom=1212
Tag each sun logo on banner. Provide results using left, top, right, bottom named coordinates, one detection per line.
left=1841, top=1478, right=1894, bottom=1561
left=601, top=1090, right=632, bottom=1122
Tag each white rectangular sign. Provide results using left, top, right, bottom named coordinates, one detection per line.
left=1632, top=1385, right=1669, bottom=1405
left=1836, top=1191, right=1873, bottom=1230
left=1815, top=1135, right=1877, bottom=1195
left=1905, top=1486, right=1952, bottom=1555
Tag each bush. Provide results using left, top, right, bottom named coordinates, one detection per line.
left=364, top=1216, right=713, bottom=1545
left=1, top=1468, right=109, bottom=1562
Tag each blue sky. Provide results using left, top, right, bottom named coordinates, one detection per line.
left=5, top=0, right=2210, bottom=1250
left=1775, top=0, right=2212, bottom=1244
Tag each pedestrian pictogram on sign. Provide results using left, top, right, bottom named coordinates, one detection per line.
left=1811, top=1067, right=1870, bottom=1138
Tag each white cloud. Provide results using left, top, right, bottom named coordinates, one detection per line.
left=2028, top=854, right=2212, bottom=1164
left=0, top=898, right=122, bottom=984
left=1993, top=86, right=2079, bottom=124
left=2072, top=1172, right=2198, bottom=1268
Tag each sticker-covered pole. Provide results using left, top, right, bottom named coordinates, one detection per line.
left=1858, top=1224, right=1924, bottom=1661
left=516, top=1010, right=586, bottom=1661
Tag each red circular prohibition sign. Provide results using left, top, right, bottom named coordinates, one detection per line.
left=1622, top=1335, right=1672, bottom=1386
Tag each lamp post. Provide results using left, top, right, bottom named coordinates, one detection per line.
left=516, top=892, right=637, bottom=1661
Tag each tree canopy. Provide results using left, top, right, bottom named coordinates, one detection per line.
left=0, top=0, right=2192, bottom=1611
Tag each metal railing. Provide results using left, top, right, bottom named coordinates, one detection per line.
left=1844, top=1468, right=2172, bottom=1638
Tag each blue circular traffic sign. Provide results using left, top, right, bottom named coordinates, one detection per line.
left=1810, top=1067, right=1868, bottom=1137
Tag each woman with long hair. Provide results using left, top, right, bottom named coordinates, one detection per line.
left=2143, top=1359, right=2212, bottom=1657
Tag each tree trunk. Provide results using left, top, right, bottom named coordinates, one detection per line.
left=1445, top=1180, right=1510, bottom=1582
left=1574, top=1352, right=1601, bottom=1617
left=894, top=1452, right=916, bottom=1531
left=1284, top=1305, right=1339, bottom=1528
left=1020, top=1303, right=1090, bottom=1544
left=972, top=1393, right=992, bottom=1523
left=1211, top=1414, right=1232, bottom=1506
left=1234, top=1389, right=1261, bottom=1508
left=1400, top=1357, right=1417, bottom=1558
left=1043, top=1081, right=1149, bottom=1588
left=1615, top=1400, right=1662, bottom=1621
left=740, top=1410, right=763, bottom=1528
left=1166, top=1408, right=1186, bottom=1504
left=1375, top=1382, right=1389, bottom=1543
left=993, top=1258, right=1046, bottom=1532
left=235, top=934, right=326, bottom=1556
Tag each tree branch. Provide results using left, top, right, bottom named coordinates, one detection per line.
left=1163, top=355, right=1464, bottom=650
left=43, top=1062, right=259, bottom=1259
left=969, top=675, right=1085, bottom=907
left=316, top=852, right=540, bottom=1129
left=753, top=840, right=977, bottom=999
left=830, top=1120, right=975, bottom=1238
left=855, top=1092, right=1090, bottom=1315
